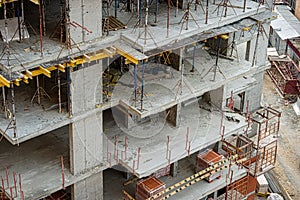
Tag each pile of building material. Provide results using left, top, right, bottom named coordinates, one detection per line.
left=135, top=177, right=166, bottom=200
left=196, top=149, right=223, bottom=183
left=257, top=174, right=269, bottom=194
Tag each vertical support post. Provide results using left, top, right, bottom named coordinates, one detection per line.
left=185, top=127, right=189, bottom=150
left=115, top=0, right=118, bottom=18
left=144, top=0, right=149, bottom=45
left=140, top=60, right=145, bottom=111
left=214, top=36, right=221, bottom=81
left=134, top=64, right=137, bottom=107
left=67, top=67, right=72, bottom=117
left=167, top=0, right=170, bottom=37
left=61, top=156, right=65, bottom=190
left=58, top=70, right=62, bottom=113
left=252, top=22, right=261, bottom=67
left=124, top=136, right=128, bottom=159
left=220, top=112, right=224, bottom=138
left=11, top=83, right=17, bottom=138
left=36, top=76, right=41, bottom=105
left=42, top=0, right=46, bottom=36
left=39, top=0, right=43, bottom=57
left=243, top=0, right=246, bottom=12
left=186, top=3, right=190, bottom=30
left=17, top=0, right=22, bottom=41
left=13, top=172, right=17, bottom=197
left=114, top=135, right=118, bottom=161
left=139, top=0, right=142, bottom=25
left=19, top=174, right=22, bottom=196
left=2, top=87, right=7, bottom=119
left=191, top=44, right=196, bottom=72
left=137, top=147, right=141, bottom=169
left=175, top=0, right=179, bottom=17
left=205, top=0, right=209, bottom=24
left=155, top=0, right=159, bottom=23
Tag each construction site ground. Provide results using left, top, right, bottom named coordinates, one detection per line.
left=262, top=73, right=300, bottom=199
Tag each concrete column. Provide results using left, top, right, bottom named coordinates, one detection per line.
left=213, top=191, right=218, bottom=199
left=253, top=22, right=271, bottom=67
left=166, top=103, right=181, bottom=127
left=69, top=113, right=103, bottom=175
left=209, top=86, right=225, bottom=110
left=69, top=62, right=103, bottom=175
left=244, top=72, right=264, bottom=112
left=69, top=0, right=102, bottom=44
left=71, top=172, right=103, bottom=200
left=71, top=62, right=102, bottom=115
left=171, top=47, right=185, bottom=71
left=170, top=161, right=179, bottom=177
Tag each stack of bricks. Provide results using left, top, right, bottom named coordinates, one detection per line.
left=135, top=177, right=166, bottom=200
left=196, top=149, right=223, bottom=183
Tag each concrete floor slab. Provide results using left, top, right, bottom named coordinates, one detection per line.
left=0, top=126, right=107, bottom=200
left=103, top=99, right=248, bottom=178
left=103, top=155, right=247, bottom=199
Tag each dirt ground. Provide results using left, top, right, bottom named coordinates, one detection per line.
left=262, top=73, right=300, bottom=199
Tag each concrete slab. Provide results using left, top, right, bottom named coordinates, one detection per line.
left=103, top=156, right=247, bottom=199
left=103, top=99, right=248, bottom=178
left=112, top=48, right=258, bottom=119
left=113, top=0, right=266, bottom=52
left=0, top=126, right=107, bottom=200
left=0, top=0, right=266, bottom=73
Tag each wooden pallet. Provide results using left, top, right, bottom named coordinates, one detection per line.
left=103, top=16, right=127, bottom=31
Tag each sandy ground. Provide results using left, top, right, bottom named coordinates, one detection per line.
left=262, top=73, right=300, bottom=199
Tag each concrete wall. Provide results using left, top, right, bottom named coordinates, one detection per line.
left=69, top=61, right=103, bottom=175
left=69, top=0, right=102, bottom=44
left=245, top=72, right=264, bottom=112
left=254, top=22, right=271, bottom=67
left=71, top=171, right=103, bottom=200
left=210, top=86, right=225, bottom=110
left=69, top=113, right=103, bottom=175
left=71, top=62, right=102, bottom=115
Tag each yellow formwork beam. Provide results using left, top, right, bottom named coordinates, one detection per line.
left=22, top=75, right=29, bottom=84
left=29, top=0, right=39, bottom=5
left=220, top=34, right=229, bottom=40
left=116, top=49, right=139, bottom=65
left=31, top=66, right=51, bottom=78
left=0, top=48, right=112, bottom=88
left=25, top=70, right=33, bottom=79
left=0, top=0, right=18, bottom=4
left=57, top=64, right=66, bottom=72
left=13, top=78, right=22, bottom=86
left=0, top=74, right=10, bottom=88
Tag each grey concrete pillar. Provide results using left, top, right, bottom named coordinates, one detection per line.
left=171, top=47, right=185, bottom=71
left=69, top=62, right=103, bottom=175
left=210, top=86, right=225, bottom=110
left=170, top=161, right=179, bottom=177
left=69, top=0, right=102, bottom=44
left=166, top=103, right=181, bottom=127
left=253, top=22, right=271, bottom=67
left=71, top=172, right=103, bottom=200
left=69, top=113, right=103, bottom=175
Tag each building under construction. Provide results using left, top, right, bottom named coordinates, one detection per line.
left=0, top=0, right=280, bottom=199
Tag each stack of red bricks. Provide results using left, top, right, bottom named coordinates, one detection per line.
left=196, top=149, right=223, bottom=183
left=135, top=177, right=166, bottom=200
